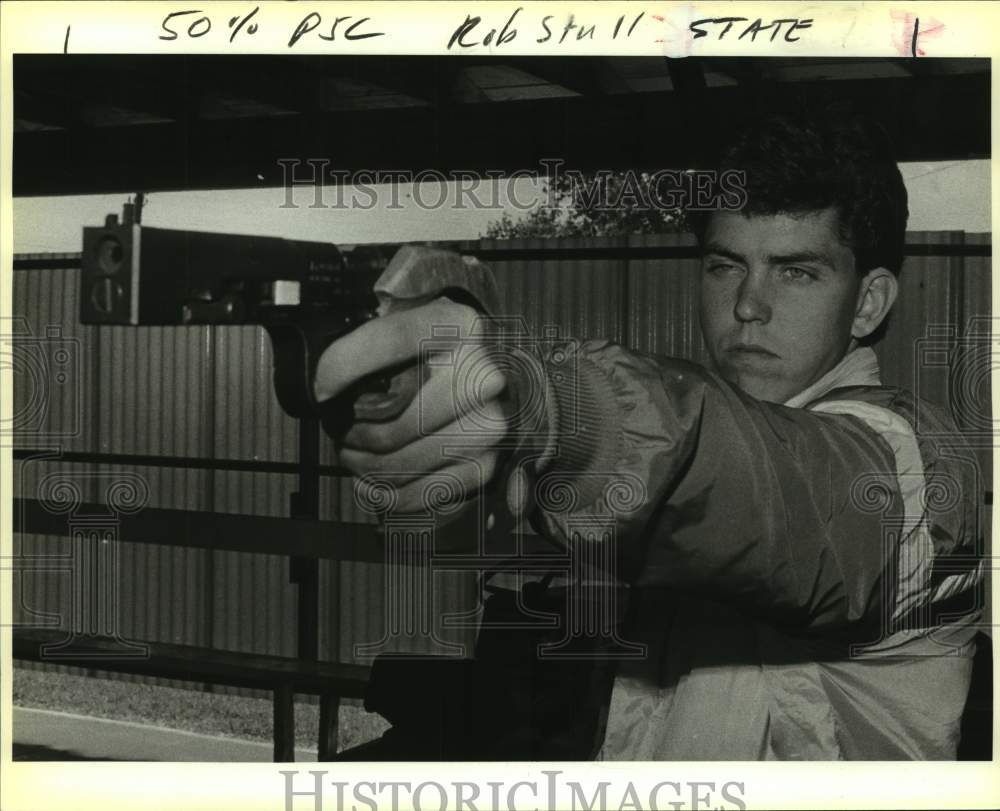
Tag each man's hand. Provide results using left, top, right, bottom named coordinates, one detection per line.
left=314, top=297, right=509, bottom=513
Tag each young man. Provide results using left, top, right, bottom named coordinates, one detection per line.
left=315, top=114, right=983, bottom=759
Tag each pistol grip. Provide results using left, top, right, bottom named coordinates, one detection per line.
left=343, top=244, right=500, bottom=427
left=352, top=364, right=424, bottom=423
left=265, top=320, right=422, bottom=438
left=266, top=244, right=498, bottom=439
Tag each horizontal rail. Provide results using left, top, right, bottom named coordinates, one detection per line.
left=13, top=256, right=84, bottom=270
left=13, top=448, right=348, bottom=477
left=14, top=497, right=384, bottom=562
left=12, top=497, right=561, bottom=567
left=14, top=450, right=992, bottom=506
left=13, top=241, right=991, bottom=271
left=470, top=244, right=993, bottom=262
left=13, top=628, right=371, bottom=697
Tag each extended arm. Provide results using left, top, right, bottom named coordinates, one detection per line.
left=525, top=339, right=976, bottom=634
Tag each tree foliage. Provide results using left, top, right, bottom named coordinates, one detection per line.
left=483, top=170, right=687, bottom=239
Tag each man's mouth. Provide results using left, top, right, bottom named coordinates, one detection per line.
left=726, top=343, right=779, bottom=358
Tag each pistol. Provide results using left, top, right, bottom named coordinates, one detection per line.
left=79, top=204, right=499, bottom=436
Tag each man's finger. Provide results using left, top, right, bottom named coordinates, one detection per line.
left=341, top=372, right=508, bottom=454
left=314, top=299, right=478, bottom=401
left=354, top=454, right=500, bottom=514
left=339, top=412, right=506, bottom=482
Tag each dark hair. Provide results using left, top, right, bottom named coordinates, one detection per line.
left=691, top=113, right=909, bottom=276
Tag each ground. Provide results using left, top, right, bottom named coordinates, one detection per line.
left=12, top=665, right=389, bottom=758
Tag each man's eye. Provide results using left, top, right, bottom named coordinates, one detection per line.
left=780, top=266, right=813, bottom=281
left=707, top=263, right=742, bottom=276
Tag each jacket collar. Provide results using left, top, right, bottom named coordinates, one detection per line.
left=783, top=346, right=882, bottom=409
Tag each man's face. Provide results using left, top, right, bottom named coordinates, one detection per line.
left=698, top=208, right=863, bottom=404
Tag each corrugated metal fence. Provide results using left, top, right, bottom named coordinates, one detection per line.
left=11, top=232, right=992, bottom=690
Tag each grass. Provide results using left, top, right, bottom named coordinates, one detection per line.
left=12, top=665, right=390, bottom=752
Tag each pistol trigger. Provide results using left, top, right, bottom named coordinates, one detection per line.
left=352, top=363, right=423, bottom=422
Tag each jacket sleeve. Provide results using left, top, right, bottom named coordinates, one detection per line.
left=521, top=338, right=977, bottom=634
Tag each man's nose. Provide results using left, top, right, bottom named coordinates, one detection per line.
left=734, top=273, right=772, bottom=323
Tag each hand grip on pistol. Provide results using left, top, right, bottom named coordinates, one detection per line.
left=353, top=363, right=423, bottom=422
left=324, top=244, right=499, bottom=433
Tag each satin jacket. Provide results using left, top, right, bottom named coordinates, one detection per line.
left=524, top=343, right=984, bottom=760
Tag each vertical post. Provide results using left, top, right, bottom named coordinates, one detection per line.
left=202, top=326, right=217, bottom=656
left=619, top=234, right=631, bottom=348
left=291, top=417, right=319, bottom=660
left=288, top=416, right=340, bottom=759
left=318, top=694, right=340, bottom=759
left=273, top=683, right=296, bottom=762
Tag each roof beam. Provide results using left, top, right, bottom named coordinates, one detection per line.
left=501, top=57, right=604, bottom=97
left=12, top=62, right=989, bottom=196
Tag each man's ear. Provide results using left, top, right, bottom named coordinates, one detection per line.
left=852, top=267, right=898, bottom=340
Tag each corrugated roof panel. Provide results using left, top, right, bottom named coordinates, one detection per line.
left=200, top=97, right=299, bottom=120
left=80, top=105, right=174, bottom=127
left=320, top=78, right=427, bottom=111
left=463, top=65, right=581, bottom=101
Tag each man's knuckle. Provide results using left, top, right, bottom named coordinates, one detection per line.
left=371, top=432, right=400, bottom=454
left=348, top=425, right=396, bottom=454
left=453, top=301, right=479, bottom=328
left=345, top=450, right=386, bottom=475
left=457, top=360, right=505, bottom=410
left=338, top=448, right=361, bottom=472
left=428, top=299, right=475, bottom=331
